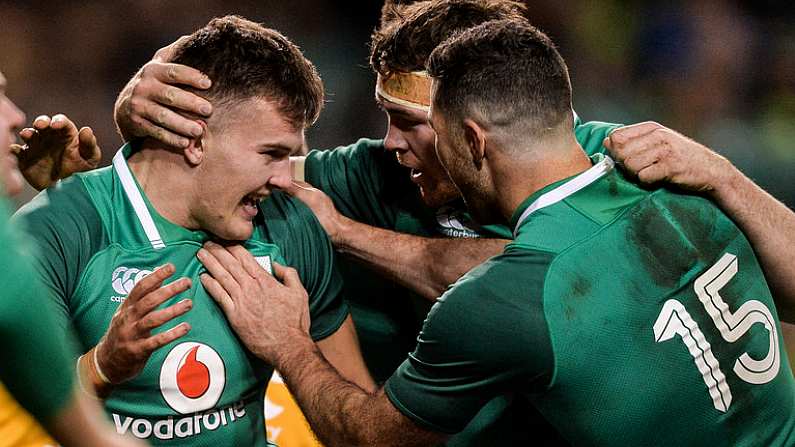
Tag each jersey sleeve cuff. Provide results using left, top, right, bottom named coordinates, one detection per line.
left=309, top=303, right=350, bottom=342
left=384, top=378, right=461, bottom=435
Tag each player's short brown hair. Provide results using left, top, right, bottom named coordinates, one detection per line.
left=172, top=15, right=323, bottom=129
left=428, top=19, right=572, bottom=137
left=370, top=0, right=526, bottom=76
left=379, top=0, right=425, bottom=26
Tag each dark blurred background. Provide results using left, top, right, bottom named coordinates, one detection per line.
left=1, top=0, right=793, bottom=207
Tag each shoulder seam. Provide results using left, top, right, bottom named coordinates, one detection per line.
left=77, top=173, right=113, bottom=242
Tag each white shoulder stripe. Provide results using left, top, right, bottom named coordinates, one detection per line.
left=513, top=155, right=615, bottom=237
left=113, top=150, right=166, bottom=250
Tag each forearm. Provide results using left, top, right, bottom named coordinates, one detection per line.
left=712, top=168, right=795, bottom=322
left=316, top=316, right=377, bottom=393
left=274, top=335, right=442, bottom=447
left=335, top=217, right=508, bottom=300
left=49, top=389, right=136, bottom=447
left=277, top=336, right=377, bottom=446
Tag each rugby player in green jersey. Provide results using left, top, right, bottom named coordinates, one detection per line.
left=0, top=72, right=142, bottom=447
left=104, top=0, right=793, bottom=444
left=198, top=18, right=795, bottom=446
left=14, top=16, right=372, bottom=446
left=29, top=0, right=793, bottom=443
left=112, top=2, right=582, bottom=445
left=114, top=0, right=795, bottom=324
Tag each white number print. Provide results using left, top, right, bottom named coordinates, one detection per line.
left=693, top=253, right=780, bottom=384
left=653, top=253, right=780, bottom=413
left=654, top=300, right=732, bottom=412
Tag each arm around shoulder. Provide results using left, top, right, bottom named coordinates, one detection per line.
left=710, top=166, right=795, bottom=322
left=605, top=122, right=795, bottom=321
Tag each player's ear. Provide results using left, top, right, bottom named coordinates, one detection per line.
left=184, top=120, right=207, bottom=166
left=462, top=118, right=486, bottom=170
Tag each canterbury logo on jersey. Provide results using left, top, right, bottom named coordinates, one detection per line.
left=110, top=266, right=153, bottom=302
left=435, top=206, right=482, bottom=239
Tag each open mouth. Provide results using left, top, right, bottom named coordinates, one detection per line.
left=240, top=193, right=262, bottom=219
left=395, top=154, right=425, bottom=184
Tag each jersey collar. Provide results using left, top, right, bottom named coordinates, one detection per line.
left=511, top=154, right=615, bottom=237
left=113, top=146, right=166, bottom=250
left=113, top=144, right=210, bottom=250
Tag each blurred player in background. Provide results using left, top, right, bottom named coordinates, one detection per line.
left=198, top=18, right=795, bottom=446
left=14, top=16, right=372, bottom=446
left=0, top=71, right=142, bottom=447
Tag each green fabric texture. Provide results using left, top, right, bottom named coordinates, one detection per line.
left=0, top=197, right=76, bottom=425
left=387, top=158, right=795, bottom=445
left=14, top=143, right=349, bottom=446
left=304, top=120, right=620, bottom=445
left=305, top=138, right=434, bottom=383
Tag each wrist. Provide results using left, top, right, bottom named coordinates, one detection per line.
left=708, top=157, right=743, bottom=205
left=77, top=346, right=114, bottom=399
left=332, top=215, right=365, bottom=254
left=329, top=214, right=356, bottom=250
left=269, top=332, right=316, bottom=372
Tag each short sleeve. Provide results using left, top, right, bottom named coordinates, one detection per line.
left=11, top=177, right=107, bottom=333
left=384, top=248, right=556, bottom=433
left=304, top=139, right=422, bottom=229
left=0, top=199, right=76, bottom=425
left=261, top=192, right=350, bottom=341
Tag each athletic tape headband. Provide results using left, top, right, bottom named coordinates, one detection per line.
left=376, top=71, right=581, bottom=128
left=376, top=71, right=432, bottom=112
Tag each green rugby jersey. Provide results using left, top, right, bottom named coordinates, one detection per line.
left=14, top=144, right=349, bottom=446
left=386, top=154, right=795, bottom=445
left=304, top=118, right=620, bottom=445
left=0, top=197, right=75, bottom=426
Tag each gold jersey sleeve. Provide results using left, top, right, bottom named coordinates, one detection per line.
left=0, top=385, right=55, bottom=447
left=265, top=372, right=322, bottom=447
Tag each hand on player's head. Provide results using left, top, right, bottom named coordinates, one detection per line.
left=115, top=36, right=213, bottom=148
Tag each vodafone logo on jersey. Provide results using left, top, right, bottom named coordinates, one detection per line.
left=160, top=342, right=226, bottom=414
left=110, top=267, right=153, bottom=302
left=113, top=342, right=245, bottom=441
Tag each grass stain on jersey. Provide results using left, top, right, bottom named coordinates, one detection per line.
left=626, top=194, right=699, bottom=289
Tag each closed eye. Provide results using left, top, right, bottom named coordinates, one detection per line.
left=260, top=148, right=290, bottom=160
left=260, top=151, right=285, bottom=158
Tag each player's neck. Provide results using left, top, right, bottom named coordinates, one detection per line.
left=492, top=133, right=592, bottom=220
left=127, top=140, right=201, bottom=230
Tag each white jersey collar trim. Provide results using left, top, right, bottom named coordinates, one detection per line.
left=112, top=149, right=166, bottom=250
left=513, top=155, right=615, bottom=237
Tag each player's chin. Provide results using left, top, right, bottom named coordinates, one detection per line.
left=419, top=184, right=460, bottom=209
left=215, top=219, right=255, bottom=242
left=2, top=166, right=23, bottom=197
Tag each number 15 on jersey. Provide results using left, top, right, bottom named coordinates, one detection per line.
left=653, top=253, right=781, bottom=413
